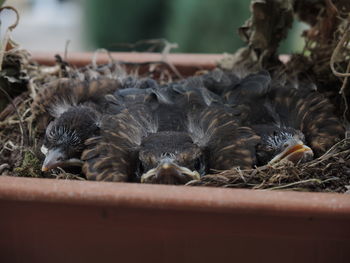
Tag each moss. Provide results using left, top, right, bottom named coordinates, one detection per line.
left=14, top=151, right=42, bottom=178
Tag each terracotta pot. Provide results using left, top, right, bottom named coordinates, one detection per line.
left=31, top=51, right=223, bottom=76
left=0, top=52, right=349, bottom=263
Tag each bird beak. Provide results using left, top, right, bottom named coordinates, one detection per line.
left=42, top=148, right=65, bottom=172
left=41, top=148, right=83, bottom=172
left=269, top=141, right=314, bottom=165
left=141, top=161, right=200, bottom=184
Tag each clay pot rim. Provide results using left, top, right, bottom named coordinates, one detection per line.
left=1, top=176, right=349, bottom=219
left=30, top=51, right=291, bottom=67
left=30, top=51, right=223, bottom=69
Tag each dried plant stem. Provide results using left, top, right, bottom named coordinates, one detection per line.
left=330, top=19, right=350, bottom=78
left=0, top=6, right=19, bottom=70
left=0, top=87, right=25, bottom=149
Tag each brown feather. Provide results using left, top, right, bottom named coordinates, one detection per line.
left=188, top=106, right=260, bottom=170
left=82, top=106, right=154, bottom=182
left=272, top=87, right=345, bottom=156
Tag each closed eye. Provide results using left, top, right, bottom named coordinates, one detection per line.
left=194, top=158, right=201, bottom=171
left=194, top=157, right=205, bottom=176
left=136, top=161, right=145, bottom=178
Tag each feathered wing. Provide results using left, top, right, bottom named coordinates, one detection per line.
left=198, top=69, right=272, bottom=104
left=188, top=106, right=260, bottom=170
left=207, top=69, right=344, bottom=156
left=82, top=105, right=157, bottom=182
left=271, top=84, right=345, bottom=155
left=31, top=78, right=121, bottom=131
left=192, top=68, right=241, bottom=96
left=216, top=70, right=276, bottom=126
left=174, top=80, right=223, bottom=108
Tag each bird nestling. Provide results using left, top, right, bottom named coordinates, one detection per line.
left=197, top=69, right=345, bottom=166
left=82, top=86, right=259, bottom=185
left=31, top=78, right=121, bottom=172
left=40, top=106, right=100, bottom=171
left=33, top=75, right=183, bottom=173
left=252, top=125, right=313, bottom=166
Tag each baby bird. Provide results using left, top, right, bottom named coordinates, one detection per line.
left=32, top=78, right=121, bottom=171
left=197, top=69, right=345, bottom=166
left=82, top=85, right=258, bottom=185
left=40, top=106, right=100, bottom=171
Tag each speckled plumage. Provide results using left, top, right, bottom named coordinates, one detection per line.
left=32, top=78, right=125, bottom=171
left=82, top=83, right=258, bottom=184
left=197, top=69, right=345, bottom=164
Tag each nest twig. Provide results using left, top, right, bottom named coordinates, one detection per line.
left=187, top=139, right=350, bottom=192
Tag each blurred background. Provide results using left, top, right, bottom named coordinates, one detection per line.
left=0, top=0, right=306, bottom=54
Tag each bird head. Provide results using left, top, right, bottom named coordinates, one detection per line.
left=41, top=106, right=100, bottom=172
left=256, top=127, right=314, bottom=165
left=138, top=132, right=204, bottom=184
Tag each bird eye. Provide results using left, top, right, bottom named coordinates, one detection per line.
left=194, top=158, right=202, bottom=172
left=137, top=161, right=145, bottom=177
left=283, top=143, right=289, bottom=149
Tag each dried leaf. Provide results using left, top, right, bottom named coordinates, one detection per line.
left=220, top=0, right=293, bottom=70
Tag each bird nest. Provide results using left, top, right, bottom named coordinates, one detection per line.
left=1, top=1, right=350, bottom=193
left=0, top=47, right=349, bottom=193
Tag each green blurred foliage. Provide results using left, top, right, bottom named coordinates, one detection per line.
left=84, top=0, right=167, bottom=51
left=164, top=0, right=249, bottom=53
left=84, top=0, right=303, bottom=54
left=279, top=20, right=307, bottom=54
